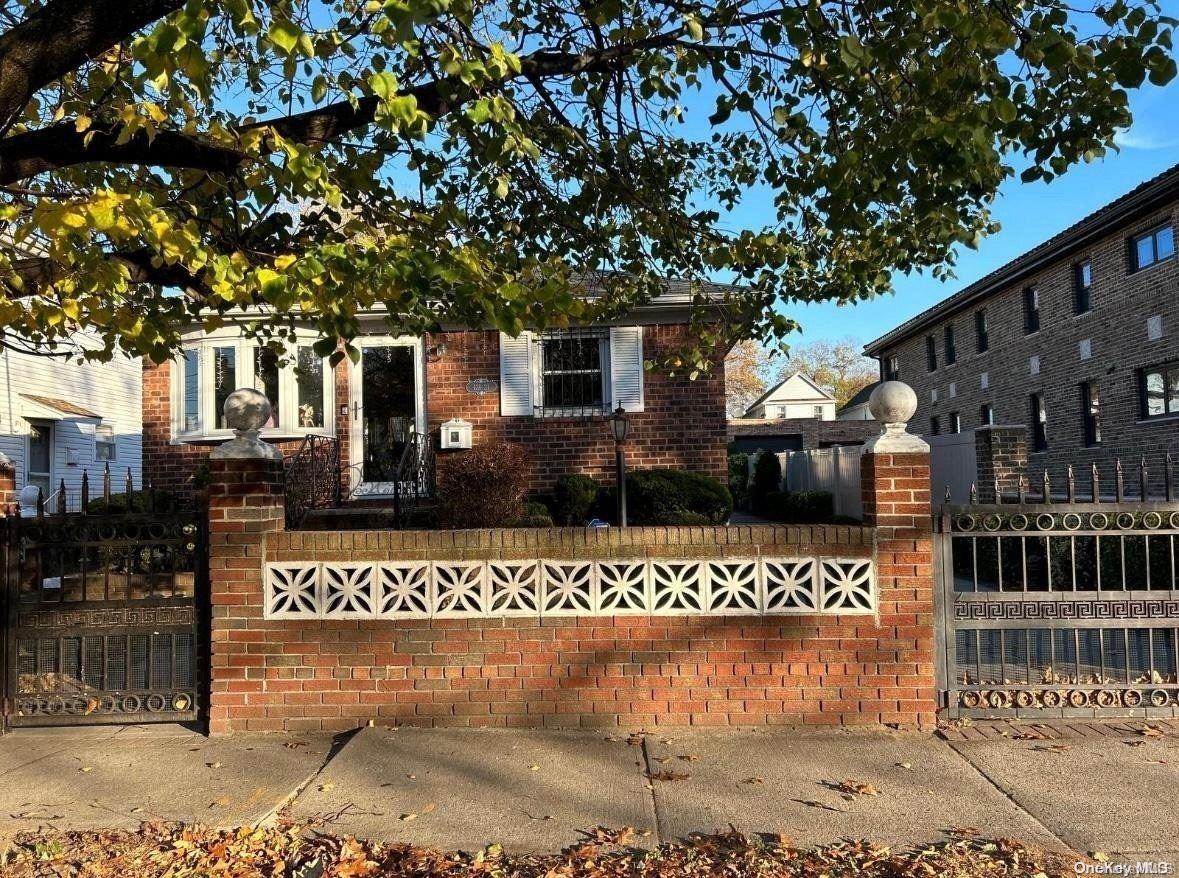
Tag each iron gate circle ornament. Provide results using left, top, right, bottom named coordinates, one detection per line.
left=1088, top=512, right=1109, bottom=530
left=982, top=514, right=1003, bottom=532
left=46, top=696, right=66, bottom=714
left=1115, top=512, right=1136, bottom=530
left=173, top=693, right=192, bottom=711
left=1061, top=513, right=1083, bottom=531
left=1008, top=513, right=1030, bottom=531
left=1095, top=689, right=1117, bottom=708
left=1150, top=689, right=1170, bottom=707
left=1123, top=690, right=1143, bottom=707
left=960, top=691, right=981, bottom=708
left=1142, top=511, right=1164, bottom=529
left=1171, top=511, right=1179, bottom=529
left=1014, top=690, right=1035, bottom=708
left=1034, top=513, right=1056, bottom=531
left=954, top=514, right=977, bottom=532
left=99, top=695, right=117, bottom=713
left=120, top=694, right=142, bottom=713
left=145, top=694, right=167, bottom=712
left=1041, top=690, right=1063, bottom=707
left=1067, top=689, right=1088, bottom=708
left=987, top=690, right=1012, bottom=708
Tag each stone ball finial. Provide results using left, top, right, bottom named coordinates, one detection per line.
left=210, top=387, right=282, bottom=461
left=868, top=380, right=918, bottom=425
left=864, top=380, right=928, bottom=454
left=223, top=387, right=272, bottom=434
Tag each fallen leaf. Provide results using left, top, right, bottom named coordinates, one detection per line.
left=1092, top=852, right=1110, bottom=862
left=896, top=762, right=912, bottom=770
left=1141, top=726, right=1165, bottom=738
left=283, top=741, right=308, bottom=750
left=742, top=776, right=764, bottom=785
left=678, top=754, right=699, bottom=762
left=207, top=761, right=222, bottom=769
left=129, top=807, right=143, bottom=814
left=399, top=813, right=417, bottom=822
left=318, top=782, right=336, bottom=793
left=422, top=803, right=436, bottom=814
left=647, top=770, right=690, bottom=782
left=832, top=779, right=881, bottom=798
left=79, top=767, right=92, bottom=773
left=1032, top=744, right=1072, bottom=754
left=528, top=764, right=539, bottom=772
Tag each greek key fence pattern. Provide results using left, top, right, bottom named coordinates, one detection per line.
left=263, top=557, right=875, bottom=620
left=954, top=599, right=1179, bottom=622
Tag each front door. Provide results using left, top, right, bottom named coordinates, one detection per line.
left=350, top=339, right=424, bottom=496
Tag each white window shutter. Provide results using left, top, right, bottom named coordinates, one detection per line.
left=609, top=326, right=645, bottom=412
left=499, top=331, right=534, bottom=416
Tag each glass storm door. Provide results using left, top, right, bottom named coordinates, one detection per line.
left=352, top=341, right=422, bottom=495
left=27, top=420, right=53, bottom=497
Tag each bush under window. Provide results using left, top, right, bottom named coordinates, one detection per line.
left=436, top=444, right=531, bottom=528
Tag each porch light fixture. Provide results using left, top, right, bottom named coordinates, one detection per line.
left=607, top=405, right=630, bottom=526
left=426, top=341, right=448, bottom=361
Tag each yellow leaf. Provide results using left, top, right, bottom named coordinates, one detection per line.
left=75, top=116, right=92, bottom=133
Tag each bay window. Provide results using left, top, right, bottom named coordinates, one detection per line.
left=172, top=337, right=334, bottom=439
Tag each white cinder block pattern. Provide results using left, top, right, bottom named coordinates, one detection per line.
left=262, top=557, right=876, bottom=620
left=322, top=563, right=377, bottom=618
left=1147, top=315, right=1163, bottom=341
left=265, top=564, right=320, bottom=618
left=1079, top=339, right=1092, bottom=360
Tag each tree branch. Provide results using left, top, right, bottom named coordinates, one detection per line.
left=0, top=0, right=185, bottom=130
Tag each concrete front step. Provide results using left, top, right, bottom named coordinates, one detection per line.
left=301, top=502, right=437, bottom=530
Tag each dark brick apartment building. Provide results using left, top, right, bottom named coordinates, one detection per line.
left=864, top=163, right=1179, bottom=489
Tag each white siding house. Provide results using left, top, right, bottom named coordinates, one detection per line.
left=742, top=372, right=837, bottom=420
left=0, top=341, right=142, bottom=506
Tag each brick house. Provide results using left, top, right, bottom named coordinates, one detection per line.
left=142, top=288, right=729, bottom=500
left=864, top=162, right=1179, bottom=488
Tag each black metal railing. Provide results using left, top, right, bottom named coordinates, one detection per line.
left=532, top=328, right=612, bottom=419
left=392, top=431, right=435, bottom=527
left=956, top=453, right=1176, bottom=507
left=284, top=434, right=342, bottom=528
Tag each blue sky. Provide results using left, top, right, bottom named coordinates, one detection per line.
left=774, top=41, right=1179, bottom=354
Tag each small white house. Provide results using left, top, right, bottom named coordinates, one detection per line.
left=836, top=382, right=879, bottom=421
left=0, top=339, right=142, bottom=506
left=742, top=372, right=836, bottom=420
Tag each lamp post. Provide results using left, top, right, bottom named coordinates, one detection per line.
left=607, top=405, right=631, bottom=527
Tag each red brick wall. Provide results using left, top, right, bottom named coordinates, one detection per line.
left=425, top=326, right=728, bottom=493
left=206, top=451, right=936, bottom=734
left=144, top=324, right=727, bottom=499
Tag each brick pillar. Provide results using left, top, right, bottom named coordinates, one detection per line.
left=859, top=383, right=936, bottom=729
left=207, top=456, right=284, bottom=734
left=0, top=453, right=16, bottom=507
left=974, top=425, right=1028, bottom=503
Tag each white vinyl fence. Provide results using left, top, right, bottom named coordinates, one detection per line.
left=928, top=431, right=979, bottom=504
left=746, top=447, right=864, bottom=520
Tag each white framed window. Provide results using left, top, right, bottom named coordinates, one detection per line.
left=171, top=334, right=335, bottom=440
left=534, top=329, right=611, bottom=416
left=95, top=424, right=117, bottom=462
left=499, top=326, right=645, bottom=417
left=812, top=405, right=824, bottom=419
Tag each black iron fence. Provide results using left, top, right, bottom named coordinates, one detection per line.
left=284, top=434, right=342, bottom=528
left=2, top=468, right=206, bottom=730
left=936, top=458, right=1178, bottom=718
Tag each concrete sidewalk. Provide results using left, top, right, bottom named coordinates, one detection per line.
left=1, top=724, right=1176, bottom=861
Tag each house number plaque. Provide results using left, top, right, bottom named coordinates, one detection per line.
left=466, top=377, right=498, bottom=397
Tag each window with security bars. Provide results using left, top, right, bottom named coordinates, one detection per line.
left=534, top=330, right=611, bottom=416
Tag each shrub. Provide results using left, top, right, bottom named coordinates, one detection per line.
left=749, top=451, right=782, bottom=514
left=85, top=489, right=184, bottom=514
left=760, top=490, right=835, bottom=524
left=436, top=444, right=531, bottom=528
left=727, top=452, right=750, bottom=508
left=625, top=469, right=732, bottom=525
left=516, top=500, right=555, bottom=528
left=551, top=474, right=600, bottom=525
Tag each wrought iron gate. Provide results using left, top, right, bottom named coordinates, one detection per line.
left=936, top=469, right=1179, bottom=719
left=2, top=489, right=206, bottom=729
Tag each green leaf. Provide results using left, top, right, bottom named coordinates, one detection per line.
left=268, top=19, right=301, bottom=55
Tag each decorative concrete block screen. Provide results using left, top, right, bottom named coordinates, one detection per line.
left=263, top=555, right=875, bottom=620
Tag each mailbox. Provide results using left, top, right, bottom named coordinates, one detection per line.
left=440, top=418, right=473, bottom=449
